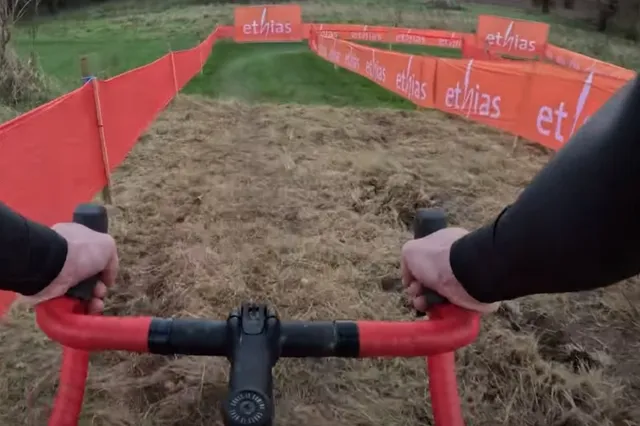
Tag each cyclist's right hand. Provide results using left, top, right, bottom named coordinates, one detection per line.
left=401, top=228, right=500, bottom=314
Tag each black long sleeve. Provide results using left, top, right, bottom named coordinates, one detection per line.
left=0, top=202, right=68, bottom=296
left=450, top=75, right=640, bottom=303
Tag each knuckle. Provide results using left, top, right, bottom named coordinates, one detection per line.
left=401, top=240, right=415, bottom=254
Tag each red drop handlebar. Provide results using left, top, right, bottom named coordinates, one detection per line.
left=35, top=204, right=482, bottom=426
left=36, top=299, right=480, bottom=426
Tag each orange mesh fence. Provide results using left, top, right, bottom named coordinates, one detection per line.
left=306, top=23, right=464, bottom=49
left=543, top=44, right=636, bottom=80
left=0, top=84, right=105, bottom=225
left=434, top=58, right=529, bottom=133
left=0, top=4, right=635, bottom=313
left=100, top=55, right=176, bottom=169
left=317, top=31, right=631, bottom=150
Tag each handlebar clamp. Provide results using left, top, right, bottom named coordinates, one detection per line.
left=225, top=303, right=281, bottom=426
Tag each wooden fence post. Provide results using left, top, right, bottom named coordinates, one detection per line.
left=81, top=56, right=113, bottom=205
left=168, top=43, right=179, bottom=96
left=198, top=42, right=204, bottom=76
left=512, top=135, right=520, bottom=153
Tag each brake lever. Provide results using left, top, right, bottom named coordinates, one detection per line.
left=412, top=209, right=450, bottom=317
left=65, top=204, right=109, bottom=302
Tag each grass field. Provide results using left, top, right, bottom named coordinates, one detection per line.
left=10, top=0, right=640, bottom=99
left=1, top=1, right=640, bottom=425
left=183, top=41, right=416, bottom=108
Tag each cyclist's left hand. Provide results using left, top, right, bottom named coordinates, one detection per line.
left=21, top=223, right=118, bottom=314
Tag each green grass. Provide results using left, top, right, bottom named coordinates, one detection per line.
left=10, top=0, right=460, bottom=105
left=15, top=36, right=198, bottom=90
left=12, top=3, right=214, bottom=92
left=183, top=41, right=413, bottom=108
left=361, top=41, right=461, bottom=57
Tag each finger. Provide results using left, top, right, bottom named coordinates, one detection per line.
left=413, top=295, right=428, bottom=313
left=93, top=281, right=108, bottom=299
left=87, top=298, right=104, bottom=315
left=406, top=281, right=422, bottom=298
left=474, top=301, right=502, bottom=314
left=400, top=244, right=414, bottom=287
left=100, top=248, right=119, bottom=288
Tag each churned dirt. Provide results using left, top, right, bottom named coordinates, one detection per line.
left=1, top=96, right=639, bottom=426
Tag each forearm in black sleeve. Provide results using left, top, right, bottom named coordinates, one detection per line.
left=0, top=202, right=67, bottom=296
left=449, top=75, right=640, bottom=303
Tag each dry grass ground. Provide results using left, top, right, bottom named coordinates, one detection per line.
left=1, top=96, right=639, bottom=426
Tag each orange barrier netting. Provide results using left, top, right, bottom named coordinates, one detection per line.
left=0, top=5, right=635, bottom=313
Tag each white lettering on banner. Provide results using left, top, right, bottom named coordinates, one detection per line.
left=546, top=51, right=585, bottom=72
left=350, top=25, right=383, bottom=42
left=439, top=34, right=462, bottom=48
left=317, top=24, right=338, bottom=39
left=444, top=59, right=501, bottom=118
left=319, top=30, right=339, bottom=38
left=327, top=38, right=341, bottom=64
left=396, top=33, right=426, bottom=44
left=395, top=31, right=461, bottom=48
left=344, top=45, right=360, bottom=72
left=365, top=50, right=387, bottom=83
left=395, top=56, right=427, bottom=101
left=484, top=21, right=535, bottom=52
left=242, top=7, right=293, bottom=36
left=536, top=70, right=594, bottom=144
left=395, top=30, right=425, bottom=45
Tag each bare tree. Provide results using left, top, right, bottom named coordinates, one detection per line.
left=532, top=0, right=552, bottom=14
left=0, top=0, right=39, bottom=64
left=597, top=0, right=619, bottom=32
left=617, top=0, right=640, bottom=40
